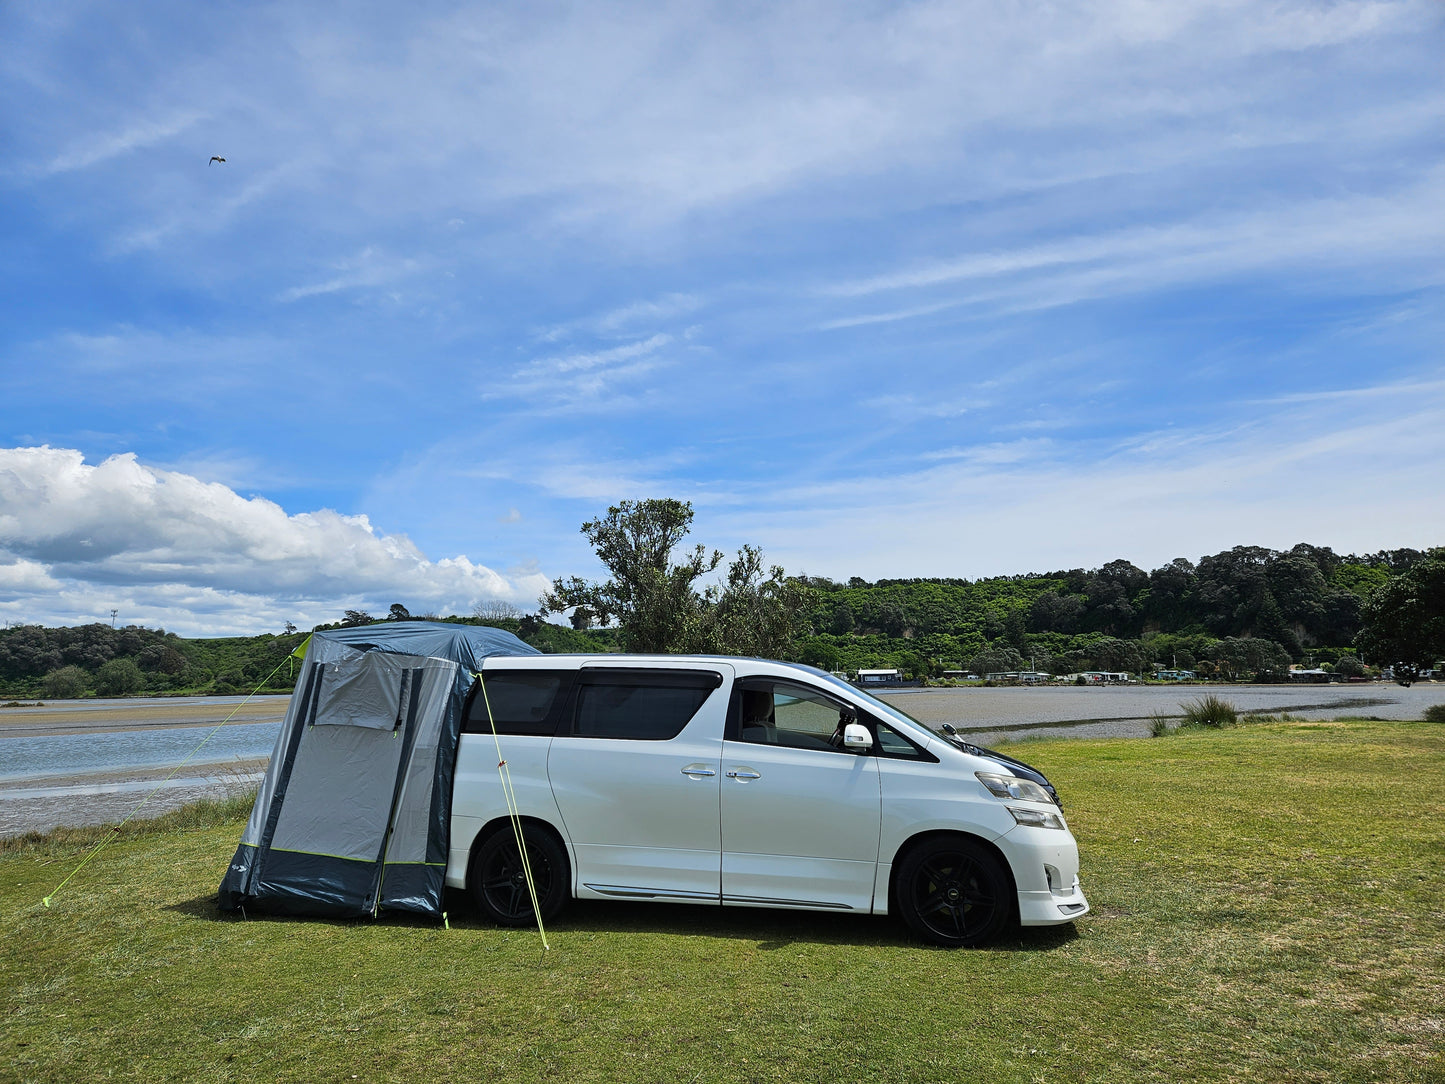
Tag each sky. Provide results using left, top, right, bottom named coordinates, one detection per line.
left=1, top=0, right=1443, bottom=636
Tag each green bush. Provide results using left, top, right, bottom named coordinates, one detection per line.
left=1425, top=704, right=1445, bottom=723
left=1148, top=712, right=1172, bottom=737
left=41, top=665, right=89, bottom=698
left=1180, top=694, right=1238, bottom=729
left=95, top=657, right=144, bottom=696
left=1334, top=655, right=1367, bottom=678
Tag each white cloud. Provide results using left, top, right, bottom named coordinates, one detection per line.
left=41, top=109, right=207, bottom=175
left=15, top=0, right=1429, bottom=254
left=819, top=175, right=1445, bottom=323
left=713, top=376, right=1445, bottom=579
left=492, top=333, right=680, bottom=412
left=520, top=333, right=673, bottom=378
left=0, top=447, right=548, bottom=635
left=279, top=246, right=426, bottom=302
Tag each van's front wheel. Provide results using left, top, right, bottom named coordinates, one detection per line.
left=469, top=824, right=569, bottom=927
left=896, top=838, right=1011, bottom=947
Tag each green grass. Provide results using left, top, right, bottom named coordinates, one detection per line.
left=3, top=719, right=1443, bottom=1083
left=1179, top=693, right=1239, bottom=728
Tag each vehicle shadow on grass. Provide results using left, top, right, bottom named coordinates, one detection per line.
left=166, top=891, right=1080, bottom=952
left=543, top=899, right=1080, bottom=952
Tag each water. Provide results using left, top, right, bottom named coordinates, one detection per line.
left=874, top=681, right=1445, bottom=743
left=0, top=722, right=282, bottom=783
left=2, top=683, right=1441, bottom=837
left=0, top=704, right=283, bottom=836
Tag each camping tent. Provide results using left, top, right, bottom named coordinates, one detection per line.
left=218, top=621, right=537, bottom=919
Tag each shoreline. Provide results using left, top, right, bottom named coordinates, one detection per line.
left=0, top=695, right=290, bottom=739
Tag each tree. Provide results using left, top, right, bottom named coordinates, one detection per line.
left=1029, top=590, right=1085, bottom=634
left=684, top=545, right=814, bottom=659
left=42, top=665, right=89, bottom=698
left=970, top=645, right=1026, bottom=676
left=568, top=606, right=596, bottom=631
left=1212, top=636, right=1291, bottom=680
left=539, top=499, right=813, bottom=657
left=1356, top=549, right=1445, bottom=683
left=473, top=599, right=521, bottom=622
left=387, top=603, right=412, bottom=622
left=1334, top=655, right=1366, bottom=678
left=96, top=657, right=144, bottom=696
left=341, top=610, right=374, bottom=627
left=540, top=499, right=721, bottom=653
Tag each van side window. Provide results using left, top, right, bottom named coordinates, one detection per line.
left=872, top=718, right=931, bottom=758
left=732, top=681, right=855, bottom=752
left=463, top=671, right=568, bottom=736
left=857, top=710, right=937, bottom=760
left=566, top=669, right=723, bottom=741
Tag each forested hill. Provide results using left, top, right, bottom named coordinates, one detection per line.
left=789, top=544, right=1429, bottom=679
left=0, top=618, right=613, bottom=700
left=0, top=542, right=1432, bottom=697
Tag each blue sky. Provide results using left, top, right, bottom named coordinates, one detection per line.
left=2, top=1, right=1443, bottom=635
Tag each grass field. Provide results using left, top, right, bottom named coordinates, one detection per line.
left=2, top=719, right=1442, bottom=1083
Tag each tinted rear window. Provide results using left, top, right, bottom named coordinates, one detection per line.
left=464, top=671, right=567, bottom=736
left=572, top=682, right=713, bottom=741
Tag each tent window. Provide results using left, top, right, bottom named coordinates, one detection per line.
left=313, top=657, right=405, bottom=730
left=570, top=682, right=712, bottom=741
left=463, top=671, right=568, bottom=736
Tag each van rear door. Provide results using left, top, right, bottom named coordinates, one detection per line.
left=547, top=663, right=732, bottom=903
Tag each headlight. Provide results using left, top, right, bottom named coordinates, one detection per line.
left=1006, top=806, right=1067, bottom=830
left=976, top=771, right=1054, bottom=804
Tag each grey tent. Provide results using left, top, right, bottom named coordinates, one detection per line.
left=218, top=621, right=536, bottom=918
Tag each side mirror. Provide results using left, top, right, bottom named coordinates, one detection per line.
left=842, top=722, right=873, bottom=751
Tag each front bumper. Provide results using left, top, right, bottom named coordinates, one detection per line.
left=995, top=820, right=1091, bottom=926
left=1017, top=877, right=1090, bottom=925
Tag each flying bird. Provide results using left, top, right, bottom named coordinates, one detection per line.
left=209, top=156, right=226, bottom=166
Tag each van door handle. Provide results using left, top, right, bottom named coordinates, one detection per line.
left=681, top=765, right=716, bottom=777
left=726, top=769, right=761, bottom=780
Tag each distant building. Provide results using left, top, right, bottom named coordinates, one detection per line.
left=984, top=670, right=1051, bottom=684
left=1153, top=669, right=1195, bottom=681
left=856, top=668, right=903, bottom=685
left=1080, top=671, right=1132, bottom=684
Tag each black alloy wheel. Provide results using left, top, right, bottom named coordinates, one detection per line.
left=469, top=824, right=569, bottom=927
left=896, top=838, right=1011, bottom=947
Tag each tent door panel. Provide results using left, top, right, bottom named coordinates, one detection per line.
left=377, top=663, right=456, bottom=911
left=268, top=670, right=412, bottom=864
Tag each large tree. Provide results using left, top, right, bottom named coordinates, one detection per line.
left=539, top=499, right=720, bottom=653
left=540, top=499, right=812, bottom=656
left=683, top=544, right=813, bottom=659
left=1355, top=549, right=1445, bottom=683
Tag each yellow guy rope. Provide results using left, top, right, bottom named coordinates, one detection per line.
left=476, top=672, right=550, bottom=951
left=42, top=650, right=298, bottom=909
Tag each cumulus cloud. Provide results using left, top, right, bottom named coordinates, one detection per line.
left=0, top=447, right=548, bottom=635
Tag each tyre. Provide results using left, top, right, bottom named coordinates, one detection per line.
left=895, top=837, right=1011, bottom=947
left=469, top=823, right=569, bottom=927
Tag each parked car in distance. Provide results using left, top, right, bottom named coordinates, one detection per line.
left=449, top=655, right=1089, bottom=947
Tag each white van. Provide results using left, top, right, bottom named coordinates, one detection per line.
left=448, top=655, right=1089, bottom=947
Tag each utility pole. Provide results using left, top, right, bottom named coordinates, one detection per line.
left=109, top=609, right=118, bottom=627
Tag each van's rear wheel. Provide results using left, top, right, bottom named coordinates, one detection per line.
left=469, top=824, right=569, bottom=927
left=896, top=838, right=1010, bottom=947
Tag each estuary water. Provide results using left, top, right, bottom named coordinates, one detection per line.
left=0, top=696, right=288, bottom=837
left=2, top=683, right=1442, bottom=837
